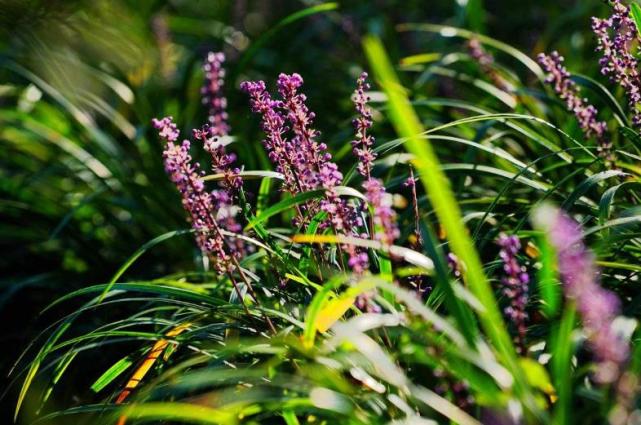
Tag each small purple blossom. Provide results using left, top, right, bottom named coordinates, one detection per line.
left=154, top=117, right=234, bottom=274
left=496, top=233, right=529, bottom=354
left=363, top=178, right=399, bottom=246
left=201, top=52, right=230, bottom=136
left=348, top=251, right=370, bottom=275
left=351, top=72, right=377, bottom=178
left=448, top=252, right=462, bottom=279
left=538, top=51, right=614, bottom=166
left=533, top=205, right=629, bottom=383
left=592, top=1, right=641, bottom=127
left=151, top=116, right=180, bottom=142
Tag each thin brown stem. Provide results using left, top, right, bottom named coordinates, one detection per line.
left=230, top=256, right=277, bottom=334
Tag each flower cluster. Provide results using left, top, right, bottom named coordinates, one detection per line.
left=533, top=206, right=629, bottom=384
left=592, top=1, right=641, bottom=127
left=447, top=252, right=462, bottom=279
left=277, top=73, right=340, bottom=193
left=201, top=52, right=230, bottom=136
left=241, top=80, right=301, bottom=194
left=363, top=178, right=399, bottom=246
left=496, top=233, right=529, bottom=354
left=152, top=116, right=180, bottom=142
left=152, top=116, right=235, bottom=274
left=192, top=125, right=245, bottom=255
left=193, top=125, right=242, bottom=191
left=242, top=73, right=342, bottom=195
left=538, top=51, right=614, bottom=165
left=351, top=74, right=398, bottom=247
left=243, top=74, right=368, bottom=274
left=351, top=72, right=377, bottom=178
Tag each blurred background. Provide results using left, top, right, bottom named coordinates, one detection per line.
left=0, top=0, right=610, bottom=421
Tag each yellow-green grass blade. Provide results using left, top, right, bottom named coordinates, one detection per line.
left=363, top=34, right=541, bottom=419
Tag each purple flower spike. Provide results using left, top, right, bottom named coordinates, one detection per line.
left=277, top=73, right=336, bottom=191
left=154, top=117, right=235, bottom=274
left=241, top=80, right=301, bottom=194
left=351, top=72, right=377, bottom=178
left=496, top=233, right=529, bottom=354
left=201, top=52, right=230, bottom=136
left=243, top=73, right=367, bottom=274
left=538, top=51, right=614, bottom=166
left=533, top=205, right=629, bottom=384
left=592, top=1, right=641, bottom=127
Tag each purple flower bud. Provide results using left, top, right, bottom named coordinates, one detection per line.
left=448, top=252, right=462, bottom=279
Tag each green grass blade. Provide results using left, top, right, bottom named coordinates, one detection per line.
left=560, top=170, right=626, bottom=210
left=90, top=355, right=134, bottom=393
left=120, top=402, right=238, bottom=424
left=245, top=190, right=324, bottom=230
left=551, top=303, right=576, bottom=425
left=282, top=410, right=301, bottom=425
left=100, top=230, right=193, bottom=302
left=631, top=3, right=641, bottom=38
left=536, top=235, right=562, bottom=317
left=15, top=322, right=71, bottom=421
left=363, top=34, right=541, bottom=418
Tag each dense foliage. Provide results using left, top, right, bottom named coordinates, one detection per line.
left=3, top=1, right=641, bottom=424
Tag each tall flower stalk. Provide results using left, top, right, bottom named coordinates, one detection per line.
left=198, top=53, right=244, bottom=255
left=193, top=125, right=245, bottom=255
left=405, top=170, right=430, bottom=296
left=241, top=80, right=302, bottom=195
left=153, top=116, right=275, bottom=333
left=351, top=72, right=399, bottom=247
left=538, top=51, right=615, bottom=166
left=152, top=116, right=235, bottom=274
left=533, top=205, right=629, bottom=384
left=496, top=233, right=529, bottom=354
